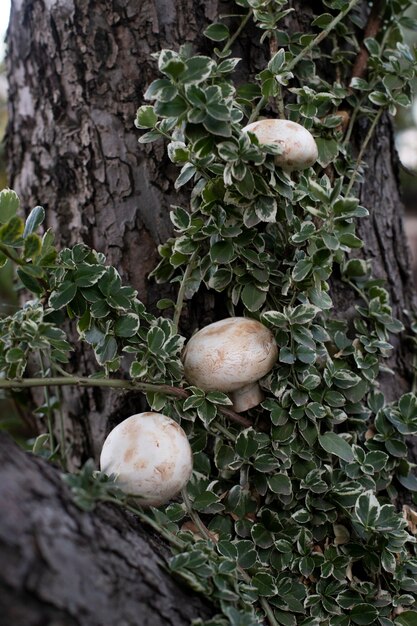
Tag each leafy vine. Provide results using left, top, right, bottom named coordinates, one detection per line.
left=1, top=1, right=417, bottom=625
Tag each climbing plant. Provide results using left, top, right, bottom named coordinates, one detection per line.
left=1, top=0, right=417, bottom=624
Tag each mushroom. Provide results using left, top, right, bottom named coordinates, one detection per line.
left=100, top=412, right=193, bottom=507
left=182, top=317, right=278, bottom=413
left=242, top=119, right=318, bottom=171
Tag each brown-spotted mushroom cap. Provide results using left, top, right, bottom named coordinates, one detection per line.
left=100, top=412, right=193, bottom=507
left=243, top=119, right=318, bottom=172
left=182, top=317, right=278, bottom=413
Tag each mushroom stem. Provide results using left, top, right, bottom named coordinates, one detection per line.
left=230, top=382, right=264, bottom=413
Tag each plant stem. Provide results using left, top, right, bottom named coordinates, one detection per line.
left=182, top=489, right=278, bottom=626
left=236, top=565, right=279, bottom=626
left=52, top=363, right=68, bottom=469
left=248, top=0, right=360, bottom=124
left=344, top=279, right=370, bottom=306
left=345, top=108, right=383, bottom=196
left=212, top=420, right=237, bottom=441
left=172, top=248, right=199, bottom=333
left=276, top=84, right=286, bottom=120
left=220, top=10, right=253, bottom=56
left=0, top=375, right=253, bottom=428
left=343, top=103, right=359, bottom=146
left=39, top=353, right=54, bottom=454
left=104, top=497, right=185, bottom=549
left=249, top=95, right=267, bottom=123
left=287, top=0, right=361, bottom=72
left=182, top=488, right=216, bottom=541
left=413, top=350, right=417, bottom=395
left=259, top=598, right=280, bottom=626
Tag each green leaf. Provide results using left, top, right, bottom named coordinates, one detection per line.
left=350, top=604, right=379, bottom=625
left=0, top=189, right=20, bottom=223
left=147, top=326, right=166, bottom=354
left=369, top=91, right=389, bottom=106
left=175, top=163, right=196, bottom=189
left=5, top=347, right=25, bottom=363
left=289, top=304, right=319, bottom=325
left=204, top=23, right=230, bottom=41
left=206, top=391, right=233, bottom=405
left=241, top=283, right=267, bottom=312
left=210, top=240, right=235, bottom=264
left=252, top=572, right=277, bottom=596
left=354, top=490, right=380, bottom=528
left=268, top=48, right=285, bottom=73
left=268, top=473, right=292, bottom=495
left=308, top=287, right=333, bottom=309
left=0, top=216, right=24, bottom=244
left=130, top=361, right=148, bottom=378
left=138, top=129, right=162, bottom=144
left=399, top=393, right=417, bottom=421
left=292, top=259, right=313, bottom=282
left=350, top=77, right=370, bottom=91
left=168, top=142, right=189, bottom=164
left=74, top=264, right=106, bottom=287
left=395, top=612, right=417, bottom=626
left=23, top=233, right=42, bottom=259
left=318, top=432, right=354, bottom=462
left=135, top=105, right=158, bottom=129
left=182, top=56, right=215, bottom=84
left=158, top=50, right=186, bottom=79
left=255, top=196, right=277, bottom=223
left=114, top=314, right=140, bottom=338
left=17, top=268, right=43, bottom=294
left=315, top=138, right=339, bottom=168
left=154, top=95, right=188, bottom=118
left=397, top=473, right=417, bottom=491
left=49, top=281, right=78, bottom=310
left=203, top=116, right=232, bottom=137
left=95, top=334, right=118, bottom=365
left=23, top=205, right=45, bottom=237
left=339, top=233, right=363, bottom=249
left=193, top=490, right=222, bottom=512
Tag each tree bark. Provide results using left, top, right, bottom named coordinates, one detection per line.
left=7, top=0, right=221, bottom=462
left=0, top=433, right=213, bottom=626
left=4, top=0, right=417, bottom=622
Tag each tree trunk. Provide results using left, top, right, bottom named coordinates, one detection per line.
left=0, top=433, right=214, bottom=625
left=4, top=0, right=417, bottom=622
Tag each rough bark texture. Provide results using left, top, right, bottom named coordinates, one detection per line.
left=4, top=0, right=417, bottom=622
left=0, top=433, right=213, bottom=626
left=7, top=0, right=216, bottom=462
left=6, top=0, right=267, bottom=464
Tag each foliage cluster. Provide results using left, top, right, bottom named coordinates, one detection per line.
left=2, top=1, right=417, bottom=625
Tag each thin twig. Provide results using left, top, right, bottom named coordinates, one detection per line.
left=103, top=497, right=185, bottom=549
left=39, top=353, right=54, bottom=453
left=343, top=278, right=370, bottom=306
left=181, top=488, right=217, bottom=541
left=248, top=0, right=360, bottom=123
left=173, top=248, right=199, bottom=333
left=345, top=108, right=383, bottom=196
left=0, top=375, right=253, bottom=428
left=220, top=10, right=253, bottom=56
left=287, top=0, right=361, bottom=72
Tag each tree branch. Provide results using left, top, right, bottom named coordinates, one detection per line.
left=0, top=375, right=253, bottom=428
left=350, top=0, right=385, bottom=81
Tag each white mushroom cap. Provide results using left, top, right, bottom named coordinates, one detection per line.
left=100, top=412, right=193, bottom=507
left=242, top=119, right=318, bottom=172
left=182, top=317, right=278, bottom=412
